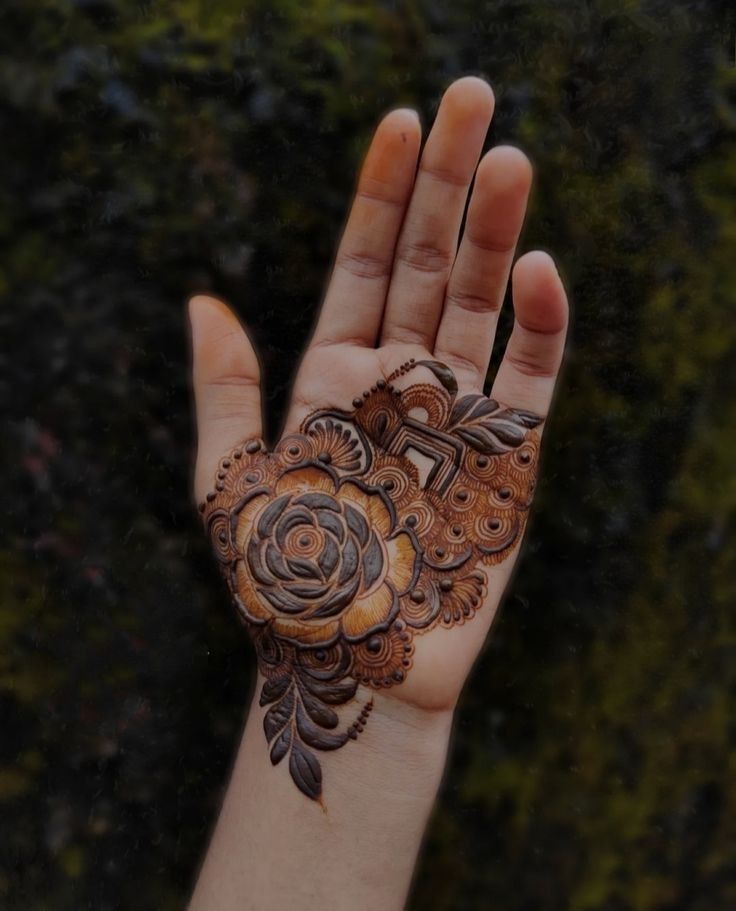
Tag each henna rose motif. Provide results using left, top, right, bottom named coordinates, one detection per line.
left=231, top=467, right=419, bottom=647
left=201, top=360, right=543, bottom=800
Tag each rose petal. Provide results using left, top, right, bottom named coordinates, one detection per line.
left=275, top=466, right=335, bottom=496
left=386, top=532, right=418, bottom=595
left=318, top=535, right=339, bottom=580
left=361, top=531, right=385, bottom=591
left=344, top=503, right=369, bottom=547
left=271, top=616, right=340, bottom=646
left=247, top=538, right=272, bottom=585
left=256, top=493, right=290, bottom=538
left=339, top=481, right=392, bottom=536
left=337, top=536, right=359, bottom=586
left=234, top=563, right=272, bottom=621
left=315, top=509, right=345, bottom=543
left=265, top=542, right=291, bottom=581
left=340, top=581, right=398, bottom=641
left=234, top=491, right=269, bottom=552
left=309, top=573, right=361, bottom=619
left=261, top=586, right=312, bottom=615
left=293, top=491, right=341, bottom=512
left=274, top=506, right=314, bottom=549
left=285, top=556, right=322, bottom=580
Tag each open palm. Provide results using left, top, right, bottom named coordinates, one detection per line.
left=190, top=77, right=568, bottom=799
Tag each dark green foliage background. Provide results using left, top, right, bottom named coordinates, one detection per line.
left=2, top=1, right=735, bottom=908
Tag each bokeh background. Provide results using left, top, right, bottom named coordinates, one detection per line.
left=2, top=0, right=736, bottom=908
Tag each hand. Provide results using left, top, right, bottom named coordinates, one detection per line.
left=189, top=77, right=568, bottom=802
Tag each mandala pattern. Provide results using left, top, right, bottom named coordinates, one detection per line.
left=200, top=360, right=542, bottom=799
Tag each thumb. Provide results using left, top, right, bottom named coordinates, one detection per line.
left=188, top=294, right=262, bottom=504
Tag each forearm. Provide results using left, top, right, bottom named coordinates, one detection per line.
left=189, top=681, right=453, bottom=911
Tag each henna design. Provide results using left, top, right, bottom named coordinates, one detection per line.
left=200, top=360, right=543, bottom=800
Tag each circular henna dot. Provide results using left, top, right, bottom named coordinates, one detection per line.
left=317, top=451, right=332, bottom=464
left=498, top=487, right=511, bottom=500
left=314, top=649, right=327, bottom=663
left=366, top=636, right=383, bottom=654
left=405, top=515, right=417, bottom=527
left=215, top=482, right=224, bottom=491
left=245, top=440, right=261, bottom=454
left=393, top=670, right=405, bottom=682
left=218, top=531, right=227, bottom=543
left=410, top=588, right=425, bottom=604
left=471, top=597, right=479, bottom=607
left=477, top=455, right=489, bottom=468
left=382, top=479, right=395, bottom=491
left=222, top=459, right=231, bottom=468
left=456, top=490, right=468, bottom=502
left=403, top=644, right=412, bottom=653
left=402, top=658, right=411, bottom=667
left=233, top=450, right=242, bottom=459
left=435, top=547, right=446, bottom=558
left=363, top=390, right=370, bottom=398
left=245, top=472, right=259, bottom=483
left=299, top=535, right=310, bottom=547
left=409, top=358, right=415, bottom=364
left=519, top=451, right=532, bottom=464
left=452, top=524, right=462, bottom=536
left=370, top=385, right=377, bottom=393
left=394, top=619, right=405, bottom=631
left=198, top=503, right=205, bottom=513
left=217, top=471, right=225, bottom=480
left=352, top=397, right=363, bottom=408
left=439, top=578, right=453, bottom=592
left=489, top=518, right=501, bottom=531
left=366, top=702, right=373, bottom=712
left=206, top=492, right=216, bottom=502
left=377, top=379, right=386, bottom=389
left=348, top=729, right=358, bottom=740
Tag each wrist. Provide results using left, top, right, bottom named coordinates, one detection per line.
left=246, top=677, right=454, bottom=804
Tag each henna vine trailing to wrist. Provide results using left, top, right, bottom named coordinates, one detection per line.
left=200, top=360, right=542, bottom=800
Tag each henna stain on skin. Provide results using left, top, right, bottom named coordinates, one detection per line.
left=201, top=360, right=542, bottom=800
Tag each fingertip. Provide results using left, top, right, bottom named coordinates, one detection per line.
left=477, top=145, right=533, bottom=193
left=374, top=107, right=422, bottom=154
left=512, top=251, right=568, bottom=335
left=188, top=293, right=239, bottom=337
left=442, top=75, right=495, bottom=117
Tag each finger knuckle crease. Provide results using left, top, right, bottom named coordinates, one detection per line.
left=434, top=349, right=480, bottom=378
left=335, top=250, right=392, bottom=280
left=445, top=287, right=496, bottom=314
left=468, top=234, right=517, bottom=256
left=505, top=351, right=556, bottom=379
left=396, top=241, right=453, bottom=274
left=419, top=163, right=468, bottom=188
left=356, top=181, right=405, bottom=208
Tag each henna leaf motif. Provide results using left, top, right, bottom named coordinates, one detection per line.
left=295, top=703, right=348, bottom=751
left=448, top=395, right=542, bottom=454
left=289, top=741, right=322, bottom=801
left=270, top=726, right=292, bottom=765
left=301, top=675, right=358, bottom=704
left=263, top=684, right=295, bottom=741
left=260, top=673, right=291, bottom=705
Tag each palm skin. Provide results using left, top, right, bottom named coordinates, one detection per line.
left=190, top=77, right=568, bottom=726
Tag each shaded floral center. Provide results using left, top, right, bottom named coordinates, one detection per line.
left=245, top=489, right=385, bottom=621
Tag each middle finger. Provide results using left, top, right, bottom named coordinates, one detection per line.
left=379, top=77, right=494, bottom=349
